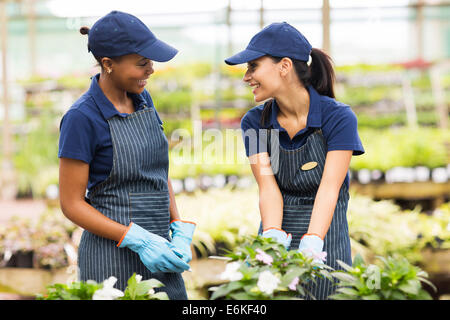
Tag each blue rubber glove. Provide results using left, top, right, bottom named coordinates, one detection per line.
left=298, top=234, right=326, bottom=265
left=118, top=222, right=190, bottom=273
left=262, top=228, right=292, bottom=250
left=170, top=220, right=196, bottom=263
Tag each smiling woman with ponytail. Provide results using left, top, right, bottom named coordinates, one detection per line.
left=225, top=22, right=365, bottom=300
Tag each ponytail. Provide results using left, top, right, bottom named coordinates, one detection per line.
left=259, top=48, right=335, bottom=126
left=309, top=48, right=335, bottom=99
left=260, top=99, right=273, bottom=127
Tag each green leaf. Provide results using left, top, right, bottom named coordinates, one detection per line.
left=280, top=268, right=307, bottom=287
left=352, top=253, right=365, bottom=267
left=417, top=276, right=437, bottom=292
left=362, top=294, right=380, bottom=300
left=415, top=289, right=432, bottom=300
left=398, top=279, right=420, bottom=295
left=336, top=260, right=354, bottom=273
left=210, top=281, right=244, bottom=300
left=133, top=278, right=165, bottom=297
left=336, top=287, right=359, bottom=296
left=151, top=292, right=169, bottom=300
left=390, top=291, right=406, bottom=300
left=272, top=294, right=301, bottom=300
left=124, top=273, right=138, bottom=300
left=318, top=269, right=333, bottom=281
left=329, top=293, right=356, bottom=300
left=332, top=272, right=359, bottom=285
left=127, top=273, right=137, bottom=288
left=142, top=278, right=165, bottom=288
left=229, top=292, right=254, bottom=300
left=135, top=282, right=153, bottom=297
left=381, top=290, right=392, bottom=299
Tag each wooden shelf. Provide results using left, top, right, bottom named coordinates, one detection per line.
left=350, top=181, right=450, bottom=200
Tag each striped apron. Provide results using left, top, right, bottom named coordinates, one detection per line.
left=78, top=105, right=187, bottom=300
left=261, top=128, right=352, bottom=300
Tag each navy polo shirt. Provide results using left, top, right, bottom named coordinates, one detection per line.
left=58, top=73, right=163, bottom=191
left=240, top=85, right=365, bottom=189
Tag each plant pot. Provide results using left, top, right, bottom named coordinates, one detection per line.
left=420, top=248, right=450, bottom=299
left=5, top=251, right=34, bottom=268
left=193, top=240, right=233, bottom=259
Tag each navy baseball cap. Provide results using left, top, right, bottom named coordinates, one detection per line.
left=225, top=22, right=311, bottom=65
left=87, top=11, right=178, bottom=62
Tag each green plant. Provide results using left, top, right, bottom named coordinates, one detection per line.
left=36, top=279, right=102, bottom=300
left=348, top=195, right=450, bottom=264
left=210, top=236, right=333, bottom=300
left=13, top=111, right=60, bottom=198
left=350, top=127, right=449, bottom=171
left=121, top=273, right=169, bottom=300
left=330, top=254, right=436, bottom=300
left=36, top=273, right=169, bottom=300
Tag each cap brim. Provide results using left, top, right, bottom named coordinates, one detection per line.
left=224, top=49, right=266, bottom=65
left=137, top=39, right=178, bottom=62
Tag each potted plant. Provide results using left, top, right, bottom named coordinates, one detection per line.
left=330, top=254, right=436, bottom=300
left=210, top=236, right=332, bottom=300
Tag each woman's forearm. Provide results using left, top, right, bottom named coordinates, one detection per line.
left=168, top=178, right=181, bottom=221
left=307, top=150, right=353, bottom=239
left=258, top=186, right=284, bottom=230
left=307, top=185, right=340, bottom=239
left=61, top=199, right=128, bottom=242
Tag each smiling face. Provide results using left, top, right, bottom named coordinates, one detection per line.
left=243, top=56, right=284, bottom=102
left=101, top=53, right=154, bottom=94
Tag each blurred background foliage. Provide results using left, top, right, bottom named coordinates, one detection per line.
left=6, top=62, right=449, bottom=195
left=0, top=0, right=449, bottom=300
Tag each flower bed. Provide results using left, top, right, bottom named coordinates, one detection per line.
left=0, top=208, right=78, bottom=269
left=210, top=237, right=332, bottom=300
left=210, top=236, right=436, bottom=300
left=347, top=194, right=450, bottom=265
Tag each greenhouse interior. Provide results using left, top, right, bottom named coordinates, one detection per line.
left=0, top=0, right=449, bottom=301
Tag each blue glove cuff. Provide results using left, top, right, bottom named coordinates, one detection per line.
left=298, top=234, right=324, bottom=255
left=170, top=220, right=196, bottom=240
left=118, top=222, right=145, bottom=250
left=262, top=228, right=292, bottom=249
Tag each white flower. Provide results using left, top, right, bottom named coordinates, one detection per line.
left=148, top=288, right=155, bottom=295
left=92, top=276, right=124, bottom=300
left=135, top=274, right=142, bottom=283
left=220, top=262, right=243, bottom=281
left=257, top=270, right=280, bottom=295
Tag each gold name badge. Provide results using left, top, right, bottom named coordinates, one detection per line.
left=301, top=161, right=318, bottom=171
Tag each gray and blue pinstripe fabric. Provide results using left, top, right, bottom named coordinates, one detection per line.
left=78, top=106, right=187, bottom=300
left=261, top=128, right=352, bottom=300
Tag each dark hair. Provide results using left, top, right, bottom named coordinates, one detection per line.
left=79, top=26, right=123, bottom=70
left=260, top=48, right=335, bottom=127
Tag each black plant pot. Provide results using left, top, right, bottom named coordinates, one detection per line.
left=5, top=251, right=34, bottom=268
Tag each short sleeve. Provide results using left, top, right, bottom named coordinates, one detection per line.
left=326, top=107, right=365, bottom=156
left=142, top=89, right=163, bottom=125
left=241, top=110, right=268, bottom=157
left=58, top=109, right=97, bottom=163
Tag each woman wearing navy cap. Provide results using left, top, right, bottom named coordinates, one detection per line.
left=225, top=22, right=365, bottom=300
left=58, top=11, right=195, bottom=299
